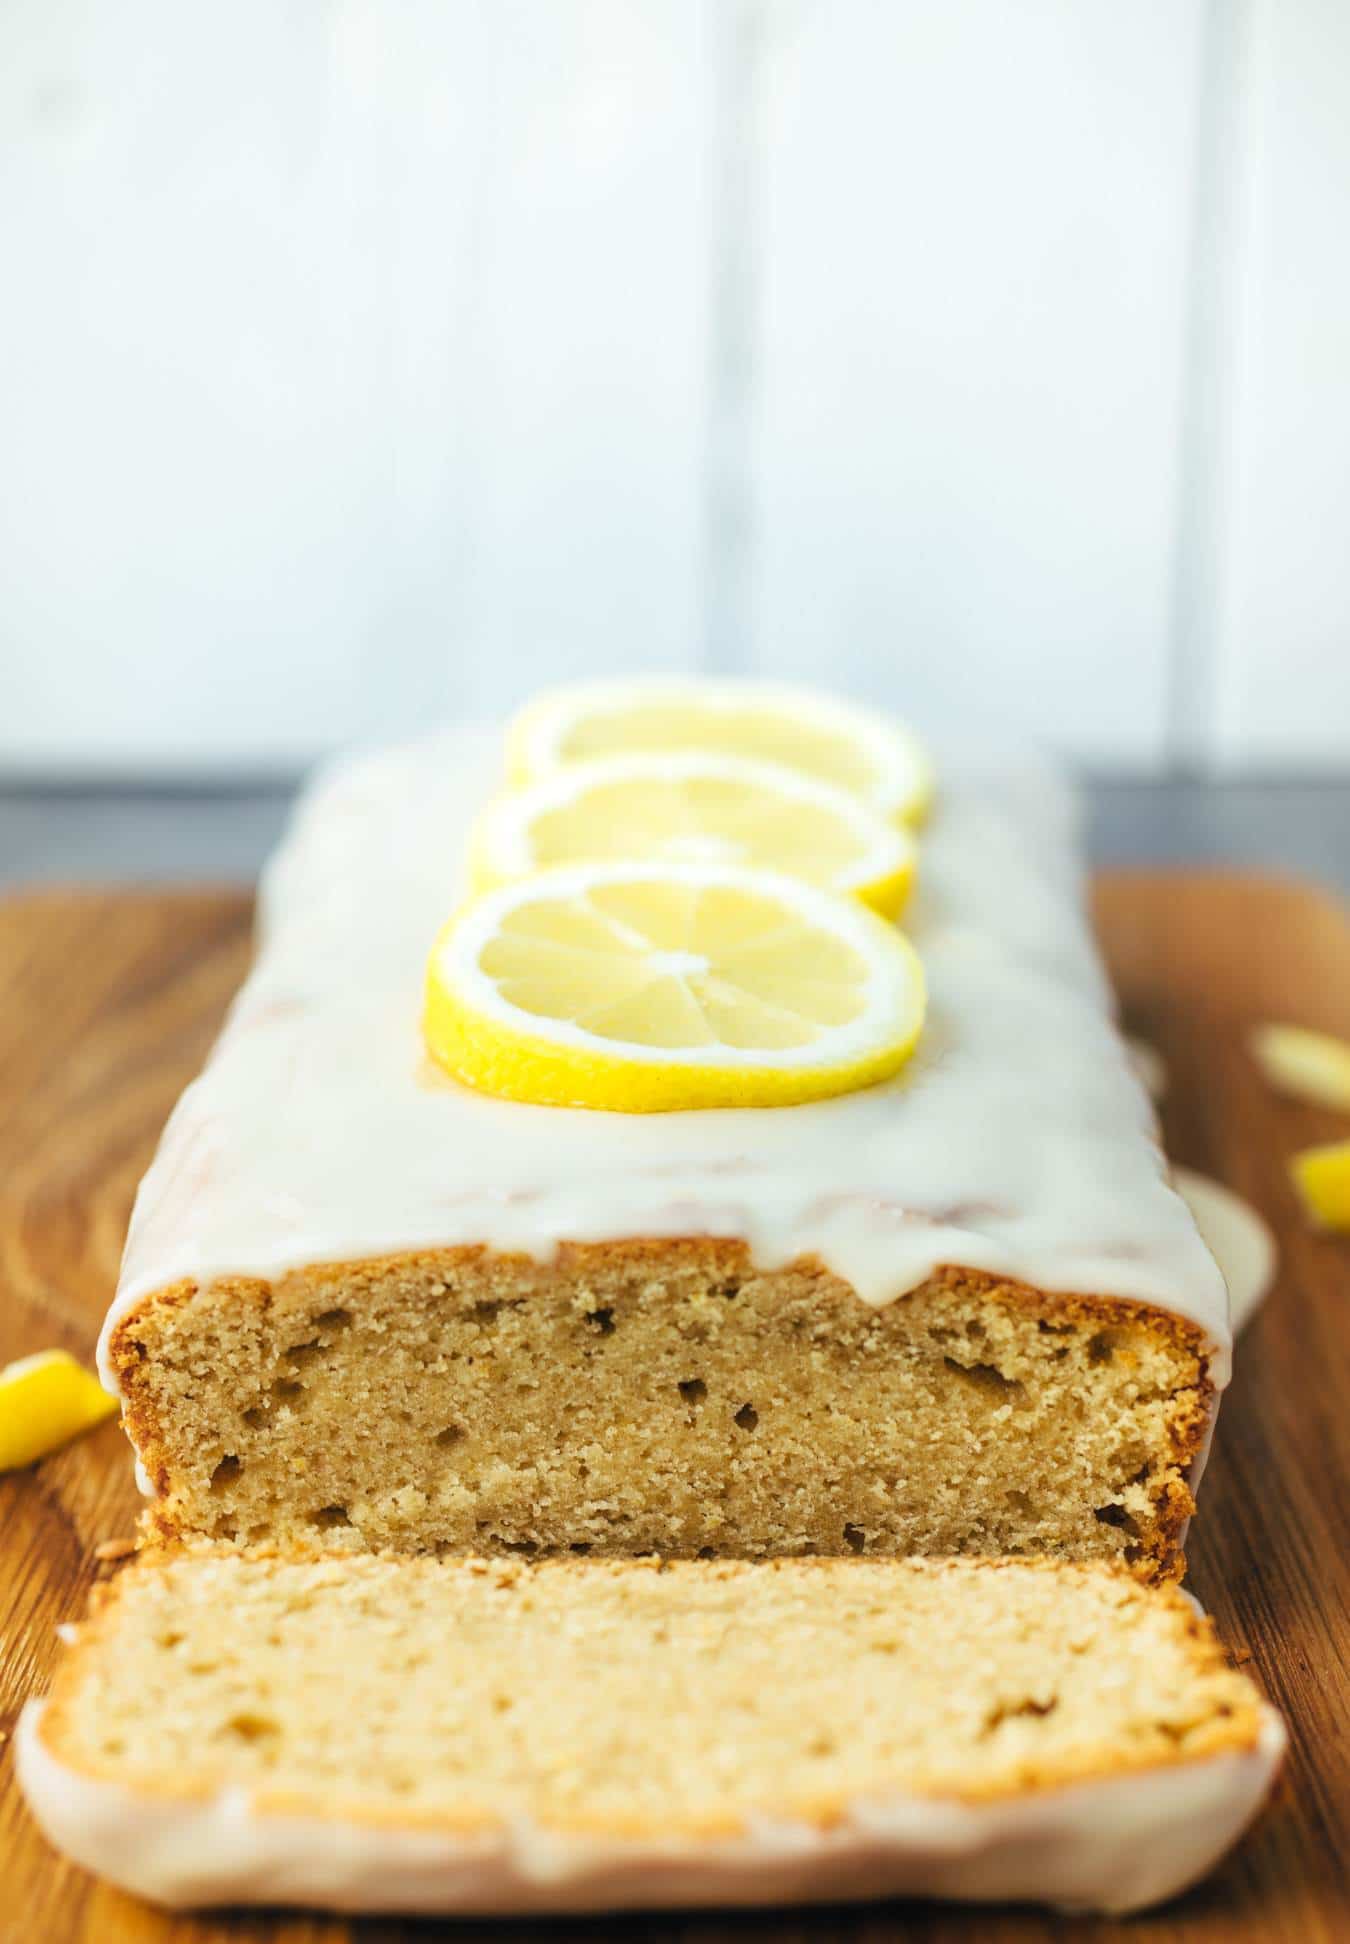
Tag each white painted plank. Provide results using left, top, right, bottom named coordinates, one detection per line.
left=748, top=0, right=1206, bottom=768
left=445, top=2, right=715, bottom=718
left=0, top=1, right=712, bottom=773
left=0, top=2, right=397, bottom=770
left=1209, top=0, right=1350, bottom=771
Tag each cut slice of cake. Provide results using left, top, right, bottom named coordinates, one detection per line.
left=18, top=1553, right=1282, bottom=1917
left=99, top=717, right=1229, bottom=1576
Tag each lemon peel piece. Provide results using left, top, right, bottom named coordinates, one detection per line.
left=1290, top=1139, right=1350, bottom=1233
left=469, top=753, right=918, bottom=919
left=0, top=1349, right=119, bottom=1470
left=1251, top=1023, right=1350, bottom=1112
left=506, top=678, right=934, bottom=825
left=424, top=861, right=926, bottom=1113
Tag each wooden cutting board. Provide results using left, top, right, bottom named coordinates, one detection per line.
left=1, top=877, right=1348, bottom=1944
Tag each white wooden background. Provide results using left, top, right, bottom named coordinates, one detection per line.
left=2, top=0, right=1347, bottom=776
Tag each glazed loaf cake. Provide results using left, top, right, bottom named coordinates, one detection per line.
left=17, top=1552, right=1282, bottom=1917
left=100, top=729, right=1229, bottom=1575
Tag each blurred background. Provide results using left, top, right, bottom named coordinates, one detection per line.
left=2, top=0, right=1348, bottom=881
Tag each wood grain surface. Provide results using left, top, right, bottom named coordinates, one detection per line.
left=1, top=877, right=1348, bottom=1944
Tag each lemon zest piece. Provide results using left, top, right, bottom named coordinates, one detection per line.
left=1251, top=1024, right=1350, bottom=1112
left=0, top=1349, right=119, bottom=1470
left=1290, top=1140, right=1350, bottom=1233
left=425, top=862, right=926, bottom=1113
left=471, top=752, right=918, bottom=918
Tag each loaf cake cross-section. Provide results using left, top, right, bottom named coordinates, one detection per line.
left=100, top=726, right=1229, bottom=1575
left=17, top=1552, right=1283, bottom=1917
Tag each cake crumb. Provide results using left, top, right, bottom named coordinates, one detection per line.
left=112, top=1247, right=1210, bottom=1580
left=34, top=1552, right=1271, bottom=1851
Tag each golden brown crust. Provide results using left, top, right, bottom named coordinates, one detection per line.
left=108, top=1238, right=1217, bottom=1368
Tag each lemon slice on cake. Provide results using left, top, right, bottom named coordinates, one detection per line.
left=507, top=679, right=934, bottom=825
left=424, top=861, right=926, bottom=1112
left=469, top=753, right=918, bottom=918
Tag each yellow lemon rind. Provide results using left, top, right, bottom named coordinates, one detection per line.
left=423, top=982, right=924, bottom=1113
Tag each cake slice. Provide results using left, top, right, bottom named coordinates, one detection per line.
left=18, top=1552, right=1282, bottom=1917
left=99, top=722, right=1229, bottom=1575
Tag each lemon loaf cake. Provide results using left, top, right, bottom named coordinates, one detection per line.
left=18, top=1552, right=1282, bottom=1916
left=99, top=716, right=1229, bottom=1575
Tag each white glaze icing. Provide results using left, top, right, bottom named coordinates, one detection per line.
left=97, top=726, right=1230, bottom=1394
left=1171, top=1168, right=1278, bottom=1336
left=15, top=1700, right=1285, bottom=1916
left=1127, top=1036, right=1169, bottom=1102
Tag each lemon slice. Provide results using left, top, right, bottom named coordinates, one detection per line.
left=424, top=861, right=926, bottom=1112
left=1290, top=1139, right=1350, bottom=1233
left=1251, top=1023, right=1350, bottom=1112
left=507, top=679, right=934, bottom=824
left=470, top=753, right=918, bottom=918
left=0, top=1349, right=119, bottom=1470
